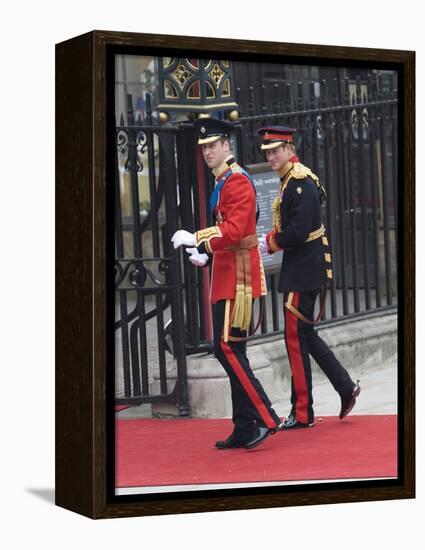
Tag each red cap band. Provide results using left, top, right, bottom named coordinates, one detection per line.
left=262, top=133, right=293, bottom=142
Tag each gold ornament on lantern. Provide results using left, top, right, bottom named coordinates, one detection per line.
left=159, top=112, right=169, bottom=123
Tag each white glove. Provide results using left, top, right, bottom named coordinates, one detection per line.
left=185, top=247, right=209, bottom=267
left=171, top=229, right=196, bottom=249
left=259, top=234, right=268, bottom=255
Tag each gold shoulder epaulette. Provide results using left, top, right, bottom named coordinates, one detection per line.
left=291, top=162, right=326, bottom=200
left=291, top=162, right=319, bottom=182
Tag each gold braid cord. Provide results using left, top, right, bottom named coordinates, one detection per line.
left=272, top=171, right=292, bottom=231
left=272, top=195, right=282, bottom=232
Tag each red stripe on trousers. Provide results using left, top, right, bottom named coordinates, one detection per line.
left=220, top=340, right=276, bottom=429
left=285, top=292, right=309, bottom=424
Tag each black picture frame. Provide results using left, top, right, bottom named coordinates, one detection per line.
left=55, top=30, right=415, bottom=519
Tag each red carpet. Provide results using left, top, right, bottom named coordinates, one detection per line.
left=115, top=405, right=131, bottom=412
left=115, top=415, right=397, bottom=488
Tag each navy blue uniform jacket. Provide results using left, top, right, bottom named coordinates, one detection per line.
left=266, top=160, right=330, bottom=293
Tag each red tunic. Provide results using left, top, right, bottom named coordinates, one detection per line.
left=195, top=164, right=266, bottom=304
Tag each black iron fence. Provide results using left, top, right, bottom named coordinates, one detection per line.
left=115, top=70, right=398, bottom=411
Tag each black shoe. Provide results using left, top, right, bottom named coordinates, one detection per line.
left=244, top=426, right=273, bottom=449
left=279, top=413, right=315, bottom=430
left=215, top=433, right=249, bottom=449
left=339, top=380, right=361, bottom=420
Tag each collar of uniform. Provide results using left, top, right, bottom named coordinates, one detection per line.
left=278, top=161, right=293, bottom=180
left=213, top=155, right=235, bottom=178
left=278, top=154, right=299, bottom=180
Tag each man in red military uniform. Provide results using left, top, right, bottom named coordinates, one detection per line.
left=172, top=118, right=281, bottom=449
left=258, top=126, right=360, bottom=429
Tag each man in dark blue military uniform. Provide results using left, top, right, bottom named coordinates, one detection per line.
left=258, top=126, right=360, bottom=429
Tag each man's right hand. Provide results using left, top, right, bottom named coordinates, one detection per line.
left=171, top=229, right=196, bottom=249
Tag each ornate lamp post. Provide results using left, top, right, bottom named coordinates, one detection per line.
left=157, top=57, right=239, bottom=121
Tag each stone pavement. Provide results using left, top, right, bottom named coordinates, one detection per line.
left=117, top=353, right=397, bottom=420
left=273, top=358, right=397, bottom=419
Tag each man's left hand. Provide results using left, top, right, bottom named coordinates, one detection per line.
left=171, top=229, right=196, bottom=249
left=185, top=247, right=209, bottom=267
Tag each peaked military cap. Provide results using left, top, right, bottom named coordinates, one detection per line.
left=258, top=125, right=297, bottom=150
left=194, top=117, right=234, bottom=145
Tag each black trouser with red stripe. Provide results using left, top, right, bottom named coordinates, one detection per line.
left=284, top=289, right=355, bottom=425
left=212, top=300, right=281, bottom=439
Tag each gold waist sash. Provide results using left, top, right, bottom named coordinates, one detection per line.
left=224, top=234, right=259, bottom=336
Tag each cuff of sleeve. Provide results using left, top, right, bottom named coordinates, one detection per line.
left=266, top=229, right=282, bottom=253
left=195, top=225, right=223, bottom=254
left=197, top=242, right=213, bottom=255
left=195, top=226, right=222, bottom=252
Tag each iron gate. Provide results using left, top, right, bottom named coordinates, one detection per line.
left=114, top=94, right=192, bottom=414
